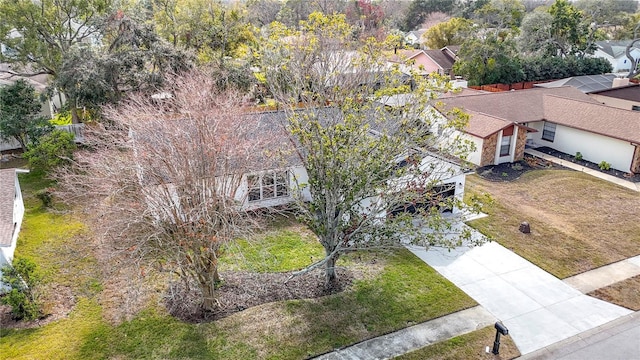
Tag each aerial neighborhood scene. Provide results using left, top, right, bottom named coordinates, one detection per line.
left=1, top=0, right=639, bottom=358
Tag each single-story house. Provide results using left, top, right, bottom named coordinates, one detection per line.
left=0, top=168, right=26, bottom=281
left=593, top=40, right=640, bottom=74
left=235, top=109, right=467, bottom=214
left=438, top=86, right=640, bottom=174
left=588, top=83, right=640, bottom=111
left=387, top=46, right=458, bottom=77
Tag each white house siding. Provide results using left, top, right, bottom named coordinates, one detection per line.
left=614, top=49, right=640, bottom=73
left=1, top=172, right=25, bottom=291
left=594, top=48, right=640, bottom=74
left=529, top=122, right=636, bottom=173
left=461, top=133, right=483, bottom=166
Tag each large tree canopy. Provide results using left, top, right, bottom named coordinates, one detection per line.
left=423, top=17, right=474, bottom=49
left=402, top=0, right=456, bottom=31
left=261, top=12, right=482, bottom=286
left=0, top=80, right=52, bottom=151
left=0, top=0, right=112, bottom=122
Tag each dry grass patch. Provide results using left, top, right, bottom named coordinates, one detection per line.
left=588, top=275, right=640, bottom=311
left=467, top=170, right=640, bottom=278
left=396, top=325, right=520, bottom=360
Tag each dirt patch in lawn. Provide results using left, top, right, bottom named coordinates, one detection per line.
left=466, top=170, right=640, bottom=278
left=588, top=275, right=640, bottom=311
left=165, top=267, right=363, bottom=323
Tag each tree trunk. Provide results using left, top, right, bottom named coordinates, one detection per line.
left=70, top=106, right=80, bottom=124
left=201, top=280, right=217, bottom=312
left=324, top=250, right=340, bottom=288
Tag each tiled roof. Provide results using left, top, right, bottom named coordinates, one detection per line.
left=0, top=169, right=15, bottom=247
left=442, top=86, right=596, bottom=123
left=387, top=49, right=426, bottom=63
left=543, top=95, right=640, bottom=145
left=424, top=49, right=455, bottom=70
left=440, top=86, right=640, bottom=144
left=464, top=111, right=513, bottom=138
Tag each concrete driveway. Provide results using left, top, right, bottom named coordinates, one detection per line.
left=406, top=233, right=632, bottom=355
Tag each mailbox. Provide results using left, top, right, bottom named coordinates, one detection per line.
left=495, top=321, right=509, bottom=335
left=492, top=321, right=509, bottom=355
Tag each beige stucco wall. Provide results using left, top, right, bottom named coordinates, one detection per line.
left=589, top=94, right=640, bottom=111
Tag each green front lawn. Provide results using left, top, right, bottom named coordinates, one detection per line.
left=1, top=172, right=477, bottom=359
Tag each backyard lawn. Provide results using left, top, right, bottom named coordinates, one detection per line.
left=466, top=170, right=640, bottom=279
left=0, top=172, right=477, bottom=359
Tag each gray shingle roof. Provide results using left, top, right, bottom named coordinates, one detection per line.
left=596, top=40, right=640, bottom=58
left=534, top=74, right=619, bottom=93
left=442, top=86, right=596, bottom=123
left=442, top=86, right=640, bottom=144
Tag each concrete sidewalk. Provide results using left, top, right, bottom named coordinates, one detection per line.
left=564, top=255, right=640, bottom=294
left=313, top=306, right=496, bottom=360
left=517, top=311, right=640, bottom=360
left=525, top=149, right=640, bottom=192
left=407, top=238, right=633, bottom=355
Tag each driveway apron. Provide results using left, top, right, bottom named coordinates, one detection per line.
left=406, top=235, right=632, bottom=355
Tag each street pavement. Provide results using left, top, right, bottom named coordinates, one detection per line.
left=517, top=311, right=640, bottom=360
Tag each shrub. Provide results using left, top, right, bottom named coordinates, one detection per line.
left=501, top=172, right=509, bottom=177
left=49, top=112, right=72, bottom=126
left=24, top=129, right=76, bottom=173
left=575, top=152, right=583, bottom=161
left=511, top=163, right=523, bottom=171
left=1, top=258, right=43, bottom=320
left=36, top=188, right=55, bottom=207
left=598, top=161, right=611, bottom=171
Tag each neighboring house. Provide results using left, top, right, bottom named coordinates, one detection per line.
left=0, top=63, right=65, bottom=119
left=438, top=86, right=640, bottom=174
left=387, top=47, right=458, bottom=77
left=405, top=29, right=427, bottom=47
left=0, top=168, right=26, bottom=280
left=594, top=40, right=640, bottom=74
left=588, top=83, right=640, bottom=111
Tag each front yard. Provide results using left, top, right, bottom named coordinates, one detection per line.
left=466, top=170, right=640, bottom=279
left=0, top=172, right=478, bottom=359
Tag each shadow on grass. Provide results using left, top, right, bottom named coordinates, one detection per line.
left=271, top=249, right=477, bottom=359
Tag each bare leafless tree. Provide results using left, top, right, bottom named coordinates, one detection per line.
left=55, top=71, right=277, bottom=311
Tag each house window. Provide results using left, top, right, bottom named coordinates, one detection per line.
left=247, top=171, right=289, bottom=202
left=500, top=135, right=512, bottom=156
left=542, top=122, right=556, bottom=142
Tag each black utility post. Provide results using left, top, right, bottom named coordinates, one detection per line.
left=493, top=321, right=509, bottom=355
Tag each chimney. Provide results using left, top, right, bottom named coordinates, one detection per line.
left=612, top=77, right=630, bottom=88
